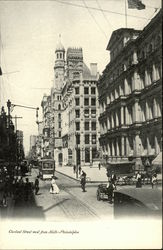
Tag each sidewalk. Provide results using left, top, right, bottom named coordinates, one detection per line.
left=56, top=165, right=108, bottom=183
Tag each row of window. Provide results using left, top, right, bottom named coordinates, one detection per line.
left=75, top=87, right=96, bottom=95
left=76, top=121, right=96, bottom=131
left=75, top=109, right=96, bottom=118
left=75, top=97, right=96, bottom=106
left=76, top=134, right=96, bottom=144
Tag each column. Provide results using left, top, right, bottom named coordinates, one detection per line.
left=124, top=78, right=128, bottom=95
left=147, top=137, right=151, bottom=155
left=116, top=111, right=119, bottom=127
left=145, top=69, right=148, bottom=86
left=152, top=63, right=156, bottom=82
left=107, top=116, right=110, bottom=130
left=154, top=135, right=159, bottom=155
left=133, top=101, right=139, bottom=123
left=125, top=106, right=129, bottom=125
left=121, top=136, right=125, bottom=156
left=134, top=134, right=140, bottom=156
left=145, top=101, right=149, bottom=121
left=111, top=113, right=114, bottom=129
left=116, top=138, right=120, bottom=157
left=112, top=140, right=115, bottom=156
left=121, top=106, right=124, bottom=125
left=157, top=99, right=161, bottom=117
left=153, top=98, right=157, bottom=118
left=132, top=50, right=138, bottom=64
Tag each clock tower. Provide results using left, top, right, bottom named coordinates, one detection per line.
left=54, top=35, right=65, bottom=90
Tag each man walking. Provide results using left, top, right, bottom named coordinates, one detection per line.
left=80, top=170, right=86, bottom=192
left=34, top=176, right=39, bottom=195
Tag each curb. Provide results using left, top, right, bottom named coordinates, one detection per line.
left=56, top=170, right=108, bottom=184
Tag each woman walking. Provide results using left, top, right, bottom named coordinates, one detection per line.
left=50, top=176, right=60, bottom=194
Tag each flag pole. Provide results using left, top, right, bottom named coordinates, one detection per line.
left=125, top=0, right=127, bottom=28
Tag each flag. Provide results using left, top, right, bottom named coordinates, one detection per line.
left=128, top=0, right=145, bottom=10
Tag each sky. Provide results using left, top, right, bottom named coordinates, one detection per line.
left=0, top=0, right=161, bottom=155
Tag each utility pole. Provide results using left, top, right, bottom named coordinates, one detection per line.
left=12, top=115, right=23, bottom=131
left=7, top=99, right=11, bottom=174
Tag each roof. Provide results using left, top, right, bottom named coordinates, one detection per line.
left=55, top=41, right=65, bottom=52
left=106, top=28, right=141, bottom=50
left=83, top=62, right=97, bottom=80
left=114, top=188, right=162, bottom=210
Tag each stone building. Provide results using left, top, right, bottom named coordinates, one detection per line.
left=62, top=48, right=100, bottom=167
left=41, top=39, right=100, bottom=167
left=97, top=10, right=162, bottom=173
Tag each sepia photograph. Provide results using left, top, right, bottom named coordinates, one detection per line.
left=0, top=0, right=162, bottom=249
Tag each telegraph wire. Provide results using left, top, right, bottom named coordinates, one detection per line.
left=82, top=0, right=108, bottom=39
left=52, top=0, right=151, bottom=20
left=95, top=0, right=114, bottom=30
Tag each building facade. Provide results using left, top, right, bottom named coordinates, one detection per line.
left=40, top=40, right=100, bottom=167
left=97, top=10, right=162, bottom=173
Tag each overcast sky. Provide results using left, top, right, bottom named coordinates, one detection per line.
left=0, top=0, right=161, bottom=154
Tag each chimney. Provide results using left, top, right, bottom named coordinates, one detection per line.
left=90, top=63, right=97, bottom=76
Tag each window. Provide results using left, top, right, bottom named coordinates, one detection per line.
left=75, top=98, right=80, bottom=106
left=84, top=109, right=89, bottom=117
left=85, top=148, right=90, bottom=163
left=76, top=134, right=80, bottom=144
left=91, top=98, right=96, bottom=106
left=58, top=113, right=61, bottom=119
left=76, top=122, right=80, bottom=131
left=85, top=134, right=89, bottom=144
left=57, top=96, right=59, bottom=100
left=75, top=87, right=79, bottom=95
left=85, top=122, right=89, bottom=131
left=75, top=110, right=80, bottom=118
left=91, top=87, right=96, bottom=95
left=91, top=109, right=96, bottom=117
left=59, top=131, right=61, bottom=137
left=58, top=104, right=61, bottom=110
left=92, top=147, right=97, bottom=159
left=59, top=122, right=61, bottom=128
left=91, top=122, right=96, bottom=130
left=92, top=134, right=96, bottom=144
left=84, top=98, right=89, bottom=106
left=84, top=87, right=89, bottom=94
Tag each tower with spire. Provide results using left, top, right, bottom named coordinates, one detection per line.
left=54, top=34, right=65, bottom=90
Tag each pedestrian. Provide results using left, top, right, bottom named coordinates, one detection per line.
left=50, top=176, right=59, bottom=194
left=151, top=173, right=157, bottom=189
left=106, top=180, right=115, bottom=204
left=80, top=170, right=86, bottom=192
left=136, top=171, right=141, bottom=181
left=111, top=172, right=117, bottom=189
left=136, top=177, right=142, bottom=188
left=34, top=176, right=39, bottom=195
left=79, top=165, right=81, bottom=175
left=73, top=165, right=76, bottom=174
left=98, top=163, right=101, bottom=170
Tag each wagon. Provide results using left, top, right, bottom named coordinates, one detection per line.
left=96, top=184, right=108, bottom=201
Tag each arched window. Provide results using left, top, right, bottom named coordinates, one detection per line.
left=58, top=104, right=61, bottom=110
left=58, top=113, right=61, bottom=119
left=60, top=53, right=62, bottom=59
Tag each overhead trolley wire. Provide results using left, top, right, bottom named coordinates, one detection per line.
left=82, top=0, right=108, bottom=39
left=53, top=0, right=152, bottom=20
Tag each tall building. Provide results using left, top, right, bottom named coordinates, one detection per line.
left=41, top=39, right=100, bottom=167
left=97, top=10, right=162, bottom=173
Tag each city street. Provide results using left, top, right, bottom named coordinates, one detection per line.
left=11, top=169, right=113, bottom=222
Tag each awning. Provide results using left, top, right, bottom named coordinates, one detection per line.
left=152, top=152, right=162, bottom=166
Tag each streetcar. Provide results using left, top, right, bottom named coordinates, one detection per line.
left=39, top=159, right=55, bottom=180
